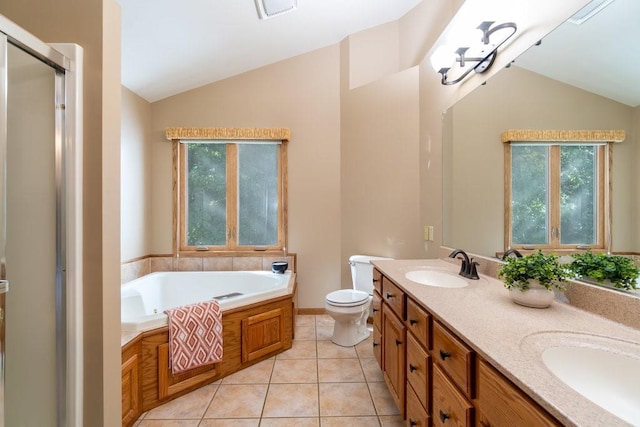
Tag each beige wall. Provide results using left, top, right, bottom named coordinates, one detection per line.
left=0, top=0, right=122, bottom=424
left=122, top=87, right=152, bottom=261
left=346, top=20, right=399, bottom=89
left=634, top=107, right=640, bottom=251
left=444, top=66, right=635, bottom=255
left=150, top=46, right=342, bottom=308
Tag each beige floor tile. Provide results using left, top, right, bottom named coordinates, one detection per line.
left=260, top=417, right=320, bottom=427
left=271, top=359, right=318, bottom=383
left=321, top=416, right=380, bottom=427
left=378, top=415, right=404, bottom=426
left=317, top=358, right=365, bottom=383
left=319, top=383, right=376, bottom=417
left=221, top=358, right=274, bottom=384
left=360, top=358, right=384, bottom=383
left=198, top=420, right=260, bottom=427
left=295, top=325, right=317, bottom=340
left=316, top=340, right=357, bottom=359
left=204, top=384, right=268, bottom=418
left=368, top=382, right=400, bottom=416
left=316, top=325, right=334, bottom=341
left=145, top=383, right=217, bottom=419
left=276, top=339, right=317, bottom=359
left=138, top=421, right=200, bottom=427
left=315, top=315, right=334, bottom=327
left=355, top=336, right=375, bottom=359
left=262, top=383, right=319, bottom=418
left=295, top=315, right=316, bottom=327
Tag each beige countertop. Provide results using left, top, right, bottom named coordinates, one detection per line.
left=372, top=258, right=640, bottom=427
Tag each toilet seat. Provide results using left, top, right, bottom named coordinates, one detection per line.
left=326, top=289, right=369, bottom=307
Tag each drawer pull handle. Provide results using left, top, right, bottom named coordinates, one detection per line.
left=439, top=349, right=451, bottom=360
left=395, top=339, right=402, bottom=346
left=439, top=410, right=451, bottom=423
left=386, top=292, right=394, bottom=299
left=409, top=420, right=417, bottom=427
left=373, top=278, right=379, bottom=283
left=372, top=342, right=379, bottom=348
left=409, top=364, right=417, bottom=373
left=409, top=319, right=418, bottom=326
left=372, top=308, right=379, bottom=313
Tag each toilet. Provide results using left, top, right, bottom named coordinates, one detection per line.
left=325, top=254, right=392, bottom=346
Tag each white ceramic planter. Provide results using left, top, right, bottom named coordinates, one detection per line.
left=509, top=280, right=555, bottom=308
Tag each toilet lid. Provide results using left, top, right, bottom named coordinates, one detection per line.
left=326, top=289, right=369, bottom=306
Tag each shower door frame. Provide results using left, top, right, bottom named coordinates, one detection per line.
left=0, top=14, right=83, bottom=427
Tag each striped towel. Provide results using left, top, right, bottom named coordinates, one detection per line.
left=164, top=300, right=223, bottom=375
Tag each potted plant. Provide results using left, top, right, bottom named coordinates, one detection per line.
left=569, top=251, right=639, bottom=291
left=498, top=250, right=570, bottom=308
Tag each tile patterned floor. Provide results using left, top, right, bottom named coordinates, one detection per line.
left=134, top=314, right=403, bottom=427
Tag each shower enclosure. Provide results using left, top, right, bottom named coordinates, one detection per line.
left=0, top=15, right=82, bottom=427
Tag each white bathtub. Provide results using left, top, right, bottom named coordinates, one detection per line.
left=121, top=270, right=294, bottom=332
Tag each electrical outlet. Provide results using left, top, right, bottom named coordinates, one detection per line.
left=424, top=225, right=434, bottom=241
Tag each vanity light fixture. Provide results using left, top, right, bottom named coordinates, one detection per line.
left=431, top=21, right=517, bottom=85
left=255, top=0, right=297, bottom=20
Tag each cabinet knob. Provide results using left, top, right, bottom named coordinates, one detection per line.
left=409, top=364, right=417, bottom=373
left=409, top=420, right=417, bottom=427
left=373, top=278, right=379, bottom=283
left=395, top=339, right=402, bottom=346
left=439, top=349, right=451, bottom=360
left=409, top=319, right=418, bottom=326
left=372, top=308, right=379, bottom=313
left=385, top=292, right=394, bottom=299
left=372, top=342, right=379, bottom=348
left=439, top=410, right=451, bottom=423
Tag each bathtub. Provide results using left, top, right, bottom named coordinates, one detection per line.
left=121, top=270, right=294, bottom=332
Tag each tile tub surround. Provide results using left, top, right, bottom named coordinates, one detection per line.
left=372, top=258, right=640, bottom=427
left=133, top=315, right=405, bottom=427
left=121, top=254, right=297, bottom=284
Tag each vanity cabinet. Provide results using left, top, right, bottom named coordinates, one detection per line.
left=475, top=359, right=560, bottom=426
left=372, top=267, right=561, bottom=427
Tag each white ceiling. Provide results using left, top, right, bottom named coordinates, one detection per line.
left=120, top=0, right=422, bottom=102
left=514, top=0, right=640, bottom=107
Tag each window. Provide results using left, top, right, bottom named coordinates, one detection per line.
left=503, top=129, right=624, bottom=251
left=169, top=127, right=289, bottom=254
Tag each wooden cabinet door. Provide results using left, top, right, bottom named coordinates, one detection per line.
left=476, top=359, right=560, bottom=426
left=373, top=325, right=383, bottom=369
left=383, top=303, right=406, bottom=417
left=406, top=381, right=430, bottom=427
left=122, top=352, right=141, bottom=427
left=432, top=364, right=473, bottom=427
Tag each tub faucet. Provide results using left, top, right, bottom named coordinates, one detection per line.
left=501, top=248, right=523, bottom=260
left=448, top=249, right=479, bottom=280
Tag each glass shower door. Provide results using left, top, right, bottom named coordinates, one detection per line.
left=2, top=41, right=62, bottom=427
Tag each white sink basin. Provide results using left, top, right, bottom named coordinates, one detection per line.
left=542, top=345, right=640, bottom=425
left=405, top=270, right=469, bottom=288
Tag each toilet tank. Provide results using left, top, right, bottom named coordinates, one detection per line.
left=349, top=255, right=393, bottom=294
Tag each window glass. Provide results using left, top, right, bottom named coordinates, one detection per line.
left=560, top=145, right=597, bottom=244
left=511, top=145, right=548, bottom=245
left=238, top=144, right=278, bottom=245
left=186, top=144, right=227, bottom=246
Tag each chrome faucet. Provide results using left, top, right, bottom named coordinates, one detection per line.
left=501, top=248, right=523, bottom=260
left=448, top=249, right=480, bottom=280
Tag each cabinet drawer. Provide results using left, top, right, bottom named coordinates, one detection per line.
left=406, top=298, right=430, bottom=347
left=432, top=321, right=474, bottom=397
left=373, top=325, right=382, bottom=369
left=382, top=276, right=405, bottom=319
left=476, top=359, right=560, bottom=427
left=372, top=291, right=382, bottom=330
left=407, top=381, right=430, bottom=427
left=432, top=364, right=473, bottom=427
left=407, top=333, right=430, bottom=410
left=373, top=268, right=383, bottom=294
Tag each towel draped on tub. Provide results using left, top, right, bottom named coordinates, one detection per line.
left=164, top=300, right=223, bottom=375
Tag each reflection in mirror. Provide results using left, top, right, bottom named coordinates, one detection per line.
left=442, top=0, right=639, bottom=259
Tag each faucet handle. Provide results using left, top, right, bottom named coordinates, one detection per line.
left=467, top=258, right=480, bottom=280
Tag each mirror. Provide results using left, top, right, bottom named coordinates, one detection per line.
left=443, top=0, right=640, bottom=258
